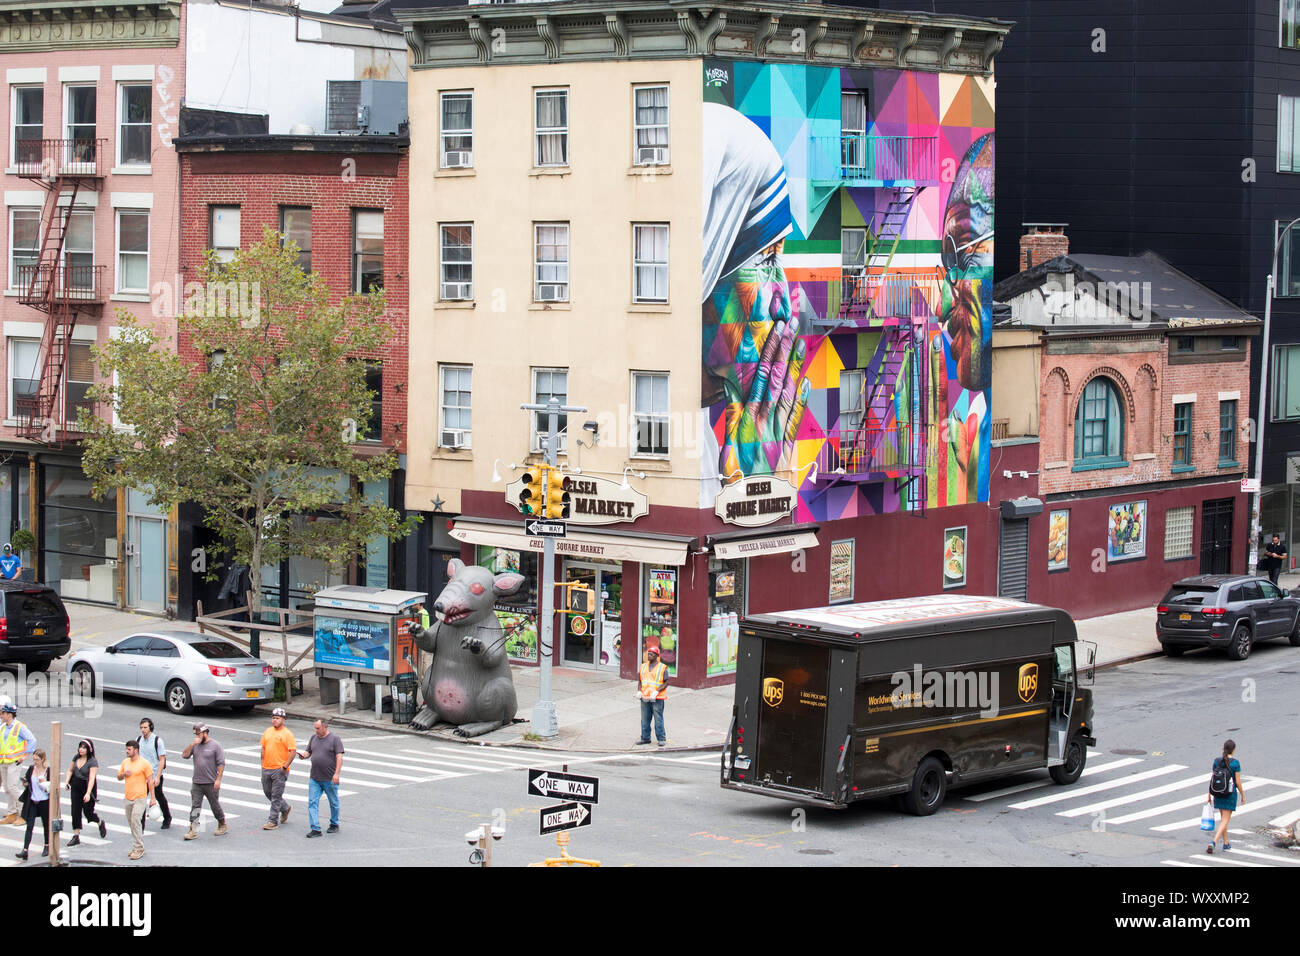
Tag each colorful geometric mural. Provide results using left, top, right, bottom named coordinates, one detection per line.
left=701, top=60, right=994, bottom=522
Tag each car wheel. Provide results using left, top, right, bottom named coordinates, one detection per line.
left=1162, top=644, right=1186, bottom=657
left=901, top=756, right=947, bottom=816
left=1227, top=624, right=1252, bottom=662
left=1290, top=614, right=1300, bottom=647
left=1050, top=734, right=1088, bottom=785
left=165, top=680, right=194, bottom=716
left=71, top=663, right=95, bottom=696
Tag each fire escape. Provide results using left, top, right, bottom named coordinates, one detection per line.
left=810, top=132, right=942, bottom=514
left=14, top=137, right=106, bottom=445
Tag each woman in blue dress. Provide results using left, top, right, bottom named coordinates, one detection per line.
left=1208, top=739, right=1244, bottom=853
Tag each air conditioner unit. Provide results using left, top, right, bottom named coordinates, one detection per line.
left=442, top=282, right=472, bottom=301
left=537, top=283, right=566, bottom=302
left=637, top=146, right=670, bottom=166
left=441, top=429, right=471, bottom=449
left=443, top=150, right=473, bottom=168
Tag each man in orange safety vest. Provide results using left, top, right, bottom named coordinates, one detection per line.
left=636, top=646, right=668, bottom=748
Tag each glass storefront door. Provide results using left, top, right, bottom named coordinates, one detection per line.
left=128, top=516, right=166, bottom=612
left=562, top=562, right=623, bottom=670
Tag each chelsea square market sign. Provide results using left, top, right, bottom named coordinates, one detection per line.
left=506, top=473, right=649, bottom=525
left=715, top=477, right=797, bottom=527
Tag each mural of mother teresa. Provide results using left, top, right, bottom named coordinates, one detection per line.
left=701, top=102, right=812, bottom=488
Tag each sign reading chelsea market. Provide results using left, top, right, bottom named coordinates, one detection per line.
left=715, top=476, right=797, bottom=527
left=505, top=473, right=648, bottom=526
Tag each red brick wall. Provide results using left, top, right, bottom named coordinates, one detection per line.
left=1020, top=229, right=1069, bottom=269
left=177, top=148, right=409, bottom=454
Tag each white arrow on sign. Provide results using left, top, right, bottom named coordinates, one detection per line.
left=539, top=801, right=593, bottom=834
left=531, top=774, right=596, bottom=801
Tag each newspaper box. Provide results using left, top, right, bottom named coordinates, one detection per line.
left=312, top=585, right=426, bottom=718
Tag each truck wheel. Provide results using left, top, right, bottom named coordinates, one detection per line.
left=1049, top=734, right=1087, bottom=785
left=901, top=757, right=947, bottom=816
left=1227, top=624, right=1252, bottom=661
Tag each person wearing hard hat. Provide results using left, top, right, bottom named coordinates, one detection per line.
left=0, top=544, right=20, bottom=581
left=0, top=702, right=36, bottom=825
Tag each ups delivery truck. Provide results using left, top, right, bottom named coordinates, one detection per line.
left=720, top=595, right=1096, bottom=814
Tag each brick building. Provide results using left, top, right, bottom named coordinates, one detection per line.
left=992, top=249, right=1260, bottom=619
left=174, top=120, right=411, bottom=617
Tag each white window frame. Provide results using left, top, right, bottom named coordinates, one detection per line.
left=530, top=367, right=568, bottom=454
left=11, top=85, right=43, bottom=169
left=632, top=84, right=669, bottom=166
left=115, top=208, right=149, bottom=293
left=533, top=222, right=569, bottom=302
left=279, top=205, right=312, bottom=273
left=62, top=208, right=94, bottom=294
left=352, top=208, right=384, bottom=293
left=840, top=369, right=866, bottom=429
left=116, top=82, right=151, bottom=167
left=440, top=91, right=473, bottom=168
left=534, top=88, right=569, bottom=168
left=64, top=340, right=94, bottom=422
left=1281, top=95, right=1300, bottom=173
left=842, top=227, right=867, bottom=276
left=209, top=205, right=240, bottom=265
left=632, top=223, right=668, bottom=304
left=438, top=363, right=472, bottom=447
left=9, top=207, right=39, bottom=291
left=841, top=90, right=868, bottom=169
left=439, top=223, right=473, bottom=300
left=631, top=370, right=670, bottom=459
left=62, top=83, right=97, bottom=170
left=7, top=338, right=39, bottom=420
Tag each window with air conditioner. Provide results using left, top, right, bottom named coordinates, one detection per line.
left=534, top=89, right=568, bottom=167
left=440, top=224, right=473, bottom=300
left=632, top=371, right=670, bottom=458
left=11, top=86, right=42, bottom=169
left=632, top=224, right=668, bottom=303
left=439, top=364, right=472, bottom=448
left=441, top=91, right=473, bottom=168
left=531, top=367, right=568, bottom=453
left=118, top=83, right=151, bottom=166
left=534, top=222, right=569, bottom=302
left=633, top=85, right=669, bottom=166
left=116, top=209, right=149, bottom=293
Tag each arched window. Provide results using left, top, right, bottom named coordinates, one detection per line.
left=1074, top=377, right=1124, bottom=465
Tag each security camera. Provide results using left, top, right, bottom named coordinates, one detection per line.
left=490, top=826, right=504, bottom=841
left=465, top=827, right=485, bottom=846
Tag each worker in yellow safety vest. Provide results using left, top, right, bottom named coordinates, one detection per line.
left=0, top=701, right=36, bottom=825
left=635, top=646, right=668, bottom=748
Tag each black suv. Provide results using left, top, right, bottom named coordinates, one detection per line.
left=1156, top=574, right=1300, bottom=660
left=0, top=582, right=71, bottom=672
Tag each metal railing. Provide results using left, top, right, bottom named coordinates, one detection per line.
left=12, top=138, right=106, bottom=178
left=815, top=423, right=930, bottom=478
left=839, top=272, right=942, bottom=319
left=16, top=262, right=106, bottom=305
left=811, top=134, right=939, bottom=183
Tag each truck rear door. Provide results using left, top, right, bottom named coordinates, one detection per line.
left=755, top=639, right=829, bottom=793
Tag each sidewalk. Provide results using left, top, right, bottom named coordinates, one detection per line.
left=61, top=578, right=1290, bottom=754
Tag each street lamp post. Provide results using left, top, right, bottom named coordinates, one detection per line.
left=1248, top=216, right=1300, bottom=578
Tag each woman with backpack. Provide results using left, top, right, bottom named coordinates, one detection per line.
left=1208, top=739, right=1244, bottom=854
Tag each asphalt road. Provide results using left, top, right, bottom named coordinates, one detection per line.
left=4, top=641, right=1298, bottom=868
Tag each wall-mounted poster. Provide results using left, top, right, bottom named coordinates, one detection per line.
left=314, top=615, right=392, bottom=675
left=1107, top=501, right=1147, bottom=562
left=829, top=539, right=854, bottom=603
left=715, top=571, right=735, bottom=598
left=1048, top=510, right=1069, bottom=571
left=475, top=545, right=538, bottom=663
left=943, top=527, right=967, bottom=589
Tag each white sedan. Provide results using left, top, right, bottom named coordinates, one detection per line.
left=67, top=630, right=275, bottom=715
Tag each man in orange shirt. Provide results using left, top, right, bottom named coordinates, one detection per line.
left=116, top=739, right=156, bottom=861
left=260, top=708, right=296, bottom=830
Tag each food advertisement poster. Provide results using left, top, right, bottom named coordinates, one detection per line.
left=644, top=567, right=678, bottom=677
left=829, top=539, right=854, bottom=603
left=1048, top=510, right=1069, bottom=571
left=1107, top=501, right=1146, bottom=563
left=715, top=571, right=735, bottom=598
left=476, top=546, right=537, bottom=663
left=943, top=527, right=967, bottom=589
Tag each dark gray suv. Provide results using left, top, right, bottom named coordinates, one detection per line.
left=0, top=582, right=71, bottom=672
left=1156, top=574, right=1300, bottom=660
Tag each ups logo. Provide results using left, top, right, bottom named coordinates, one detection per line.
left=1018, top=663, right=1039, bottom=703
left=762, top=677, right=784, bottom=708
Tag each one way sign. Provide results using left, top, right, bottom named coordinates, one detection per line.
left=528, top=768, right=600, bottom=804
left=539, top=801, right=593, bottom=835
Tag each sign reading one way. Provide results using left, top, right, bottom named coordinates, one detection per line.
left=539, top=801, right=592, bottom=835
left=528, top=768, right=600, bottom=804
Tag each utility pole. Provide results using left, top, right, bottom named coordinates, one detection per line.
left=519, top=396, right=586, bottom=738
left=48, top=720, right=61, bottom=866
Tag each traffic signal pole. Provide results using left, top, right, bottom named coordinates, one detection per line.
left=519, top=396, right=586, bottom=738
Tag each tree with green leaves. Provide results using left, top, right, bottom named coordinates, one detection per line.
left=80, top=229, right=415, bottom=647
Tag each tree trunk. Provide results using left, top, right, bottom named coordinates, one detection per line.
left=249, top=529, right=263, bottom=659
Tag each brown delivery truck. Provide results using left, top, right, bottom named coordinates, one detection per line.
left=720, top=594, right=1096, bottom=814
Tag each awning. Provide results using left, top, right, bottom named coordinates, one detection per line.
left=710, top=528, right=820, bottom=560
left=450, top=518, right=692, bottom=567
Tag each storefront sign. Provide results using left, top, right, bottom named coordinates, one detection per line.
left=714, top=476, right=797, bottom=527
left=505, top=473, right=648, bottom=526
left=712, top=530, right=819, bottom=560
left=454, top=519, right=689, bottom=566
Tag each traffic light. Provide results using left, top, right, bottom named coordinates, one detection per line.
left=518, top=468, right=544, bottom=515
left=567, top=586, right=593, bottom=615
left=544, top=467, right=571, bottom=519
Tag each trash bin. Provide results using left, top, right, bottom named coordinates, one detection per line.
left=391, top=674, right=419, bottom=725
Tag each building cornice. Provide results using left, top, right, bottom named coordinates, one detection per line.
left=0, top=0, right=181, bottom=52
left=394, top=0, right=1010, bottom=75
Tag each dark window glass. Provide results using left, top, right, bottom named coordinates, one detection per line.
left=191, top=641, right=255, bottom=661
left=1173, top=402, right=1192, bottom=466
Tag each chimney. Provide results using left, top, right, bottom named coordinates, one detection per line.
left=1020, top=223, right=1069, bottom=271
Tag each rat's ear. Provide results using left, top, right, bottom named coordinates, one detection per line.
left=493, top=572, right=525, bottom=597
left=447, top=558, right=465, bottom=579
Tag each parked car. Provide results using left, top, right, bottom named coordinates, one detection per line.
left=66, top=630, right=275, bottom=715
left=1156, top=575, right=1300, bottom=660
left=0, top=582, right=71, bottom=672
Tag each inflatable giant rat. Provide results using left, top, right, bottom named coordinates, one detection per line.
left=409, top=559, right=524, bottom=737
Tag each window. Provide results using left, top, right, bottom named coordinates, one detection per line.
left=209, top=205, right=240, bottom=265
left=362, top=361, right=382, bottom=441
left=279, top=206, right=311, bottom=272
left=1278, top=220, right=1300, bottom=297
left=439, top=364, right=472, bottom=447
left=632, top=371, right=669, bottom=457
left=8, top=339, right=39, bottom=419
left=633, top=85, right=669, bottom=165
left=1286, top=0, right=1300, bottom=49
left=534, top=89, right=568, bottom=167
left=1174, top=336, right=1195, bottom=353
left=63, top=210, right=93, bottom=292
left=1274, top=344, right=1300, bottom=420
left=440, top=92, right=473, bottom=167
left=632, top=224, right=668, bottom=303
left=208, top=350, right=233, bottom=419
left=1073, top=377, right=1124, bottom=465
left=65, top=343, right=93, bottom=419
left=531, top=367, right=568, bottom=453
left=118, top=84, right=150, bottom=166
left=842, top=228, right=867, bottom=277
left=841, top=90, right=868, bottom=168
left=1221, top=335, right=1241, bottom=351
left=12, top=86, right=42, bottom=167
left=1220, top=400, right=1238, bottom=463
left=116, top=210, right=148, bottom=292
left=534, top=223, right=569, bottom=301
left=64, top=85, right=96, bottom=166
left=1283, top=96, right=1300, bottom=173
left=440, top=224, right=473, bottom=300
left=1173, top=402, right=1193, bottom=468
left=840, top=369, right=866, bottom=428
left=9, top=208, right=39, bottom=290
left=353, top=209, right=383, bottom=293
